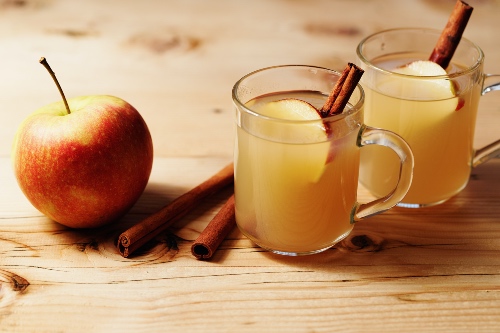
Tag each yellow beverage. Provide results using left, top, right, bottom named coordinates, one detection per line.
left=234, top=91, right=359, bottom=254
left=359, top=54, right=481, bottom=206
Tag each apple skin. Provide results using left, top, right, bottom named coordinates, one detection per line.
left=12, top=95, right=154, bottom=229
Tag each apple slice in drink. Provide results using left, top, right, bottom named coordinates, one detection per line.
left=263, top=98, right=322, bottom=119
left=394, top=60, right=457, bottom=97
left=251, top=98, right=330, bottom=182
left=379, top=60, right=459, bottom=114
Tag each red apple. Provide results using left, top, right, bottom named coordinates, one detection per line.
left=11, top=58, right=153, bottom=228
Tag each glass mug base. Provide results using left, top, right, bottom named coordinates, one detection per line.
left=238, top=227, right=353, bottom=256
left=396, top=200, right=448, bottom=209
left=395, top=181, right=468, bottom=208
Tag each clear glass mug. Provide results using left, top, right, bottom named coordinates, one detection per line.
left=357, top=28, right=500, bottom=208
left=232, top=65, right=414, bottom=256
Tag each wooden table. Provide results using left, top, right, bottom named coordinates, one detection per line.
left=1, top=1, right=499, bottom=332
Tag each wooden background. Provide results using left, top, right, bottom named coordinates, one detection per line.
left=1, top=0, right=499, bottom=158
left=1, top=0, right=500, bottom=332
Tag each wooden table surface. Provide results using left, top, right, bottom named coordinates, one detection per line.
left=1, top=1, right=499, bottom=332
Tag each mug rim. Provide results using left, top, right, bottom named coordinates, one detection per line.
left=356, top=27, right=485, bottom=80
left=232, top=64, right=365, bottom=125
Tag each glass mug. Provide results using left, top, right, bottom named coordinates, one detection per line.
left=357, top=28, right=500, bottom=208
left=232, top=65, right=414, bottom=256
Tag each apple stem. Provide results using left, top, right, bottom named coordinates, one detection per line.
left=39, top=57, right=71, bottom=115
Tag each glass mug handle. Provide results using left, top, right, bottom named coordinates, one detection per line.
left=473, top=74, right=500, bottom=167
left=352, top=125, right=414, bottom=222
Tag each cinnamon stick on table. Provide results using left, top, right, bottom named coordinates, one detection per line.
left=320, top=63, right=364, bottom=118
left=191, top=194, right=236, bottom=260
left=429, top=0, right=473, bottom=69
left=117, top=163, right=234, bottom=258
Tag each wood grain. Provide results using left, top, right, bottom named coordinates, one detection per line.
left=1, top=0, right=500, bottom=332
left=1, top=156, right=500, bottom=332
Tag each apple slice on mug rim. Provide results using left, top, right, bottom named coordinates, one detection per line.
left=380, top=60, right=462, bottom=112
left=252, top=98, right=346, bottom=182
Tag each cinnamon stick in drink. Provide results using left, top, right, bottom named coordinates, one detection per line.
left=429, top=0, right=473, bottom=69
left=320, top=63, right=364, bottom=117
left=117, top=163, right=234, bottom=258
left=191, top=194, right=236, bottom=260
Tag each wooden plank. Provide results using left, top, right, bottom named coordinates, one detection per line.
left=1, top=156, right=499, bottom=332
left=1, top=0, right=500, bottom=331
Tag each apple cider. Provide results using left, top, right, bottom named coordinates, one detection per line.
left=234, top=91, right=359, bottom=255
left=359, top=53, right=481, bottom=206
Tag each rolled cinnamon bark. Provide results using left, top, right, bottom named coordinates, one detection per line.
left=429, top=0, right=473, bottom=69
left=320, top=63, right=364, bottom=117
left=117, top=163, right=234, bottom=258
left=191, top=195, right=236, bottom=260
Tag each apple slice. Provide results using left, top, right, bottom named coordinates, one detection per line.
left=380, top=60, right=459, bottom=112
left=251, top=98, right=330, bottom=182
left=396, top=60, right=448, bottom=76
left=394, top=60, right=456, bottom=98
left=260, top=98, right=323, bottom=120
left=261, top=98, right=329, bottom=142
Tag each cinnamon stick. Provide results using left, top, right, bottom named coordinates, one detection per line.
left=117, top=163, right=234, bottom=258
left=191, top=194, right=236, bottom=260
left=429, top=0, right=473, bottom=69
left=320, top=63, right=364, bottom=117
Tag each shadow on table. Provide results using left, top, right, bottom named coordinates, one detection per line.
left=48, top=181, right=197, bottom=261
